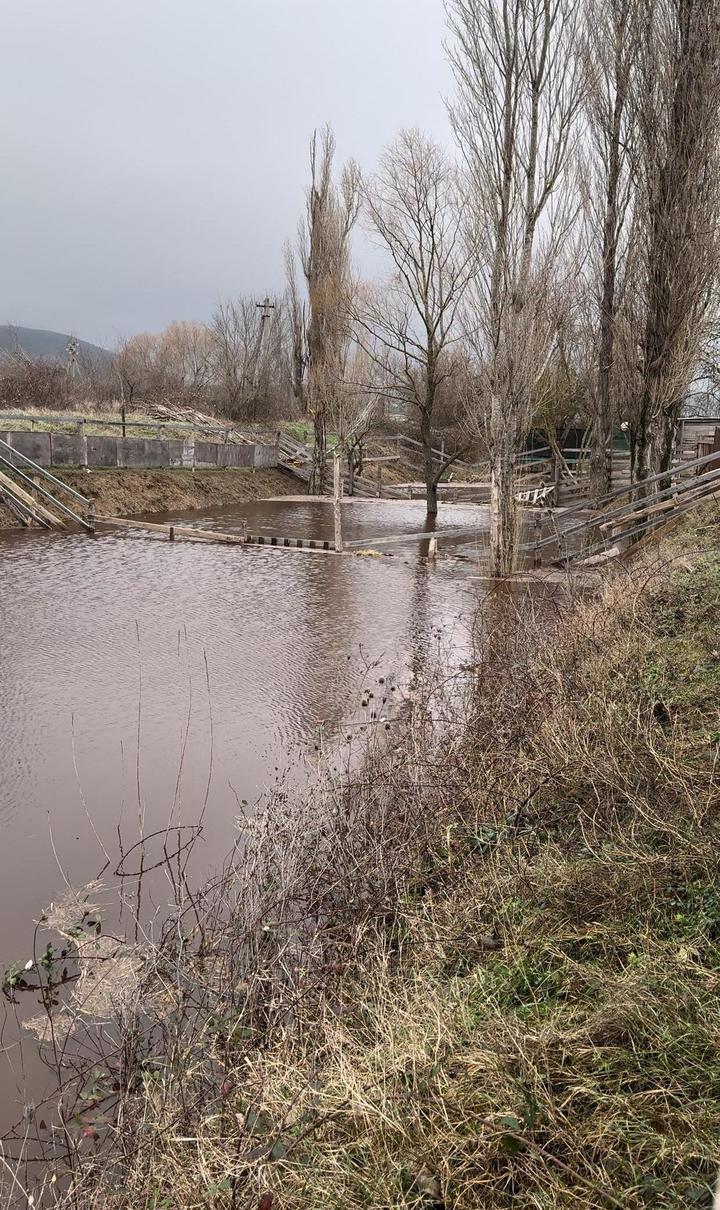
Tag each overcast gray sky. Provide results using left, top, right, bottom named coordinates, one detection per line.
left=0, top=0, right=452, bottom=348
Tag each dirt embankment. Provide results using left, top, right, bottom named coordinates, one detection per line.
left=0, top=466, right=299, bottom=529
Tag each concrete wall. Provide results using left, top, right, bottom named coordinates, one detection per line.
left=117, top=437, right=168, bottom=469
left=86, top=435, right=119, bottom=467
left=50, top=433, right=87, bottom=466
left=0, top=431, right=278, bottom=472
left=1, top=430, right=52, bottom=464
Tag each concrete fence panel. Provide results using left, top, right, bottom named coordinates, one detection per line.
left=0, top=429, right=273, bottom=473
left=118, top=437, right=169, bottom=469
left=4, top=431, right=53, bottom=465
left=168, top=440, right=185, bottom=468
left=50, top=433, right=88, bottom=467
left=86, top=435, right=119, bottom=468
left=217, top=443, right=253, bottom=468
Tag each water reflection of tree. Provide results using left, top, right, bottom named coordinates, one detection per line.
left=405, top=557, right=433, bottom=688
left=280, top=546, right=362, bottom=748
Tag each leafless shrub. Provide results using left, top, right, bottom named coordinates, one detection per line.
left=0, top=350, right=72, bottom=411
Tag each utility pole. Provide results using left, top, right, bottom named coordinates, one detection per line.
left=251, top=296, right=276, bottom=392
left=66, top=337, right=79, bottom=381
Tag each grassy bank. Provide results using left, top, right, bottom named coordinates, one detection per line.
left=7, top=506, right=720, bottom=1208
left=0, top=466, right=298, bottom=528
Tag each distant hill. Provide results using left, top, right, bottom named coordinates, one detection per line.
left=0, top=325, right=109, bottom=362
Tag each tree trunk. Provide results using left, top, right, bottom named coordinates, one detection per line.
left=420, top=383, right=438, bottom=516
left=333, top=449, right=343, bottom=552
left=591, top=11, right=627, bottom=503
left=652, top=406, right=678, bottom=491
left=590, top=410, right=613, bottom=502
left=633, top=369, right=659, bottom=496
left=489, top=393, right=517, bottom=576
left=309, top=409, right=326, bottom=495
left=292, top=338, right=305, bottom=412
left=425, top=475, right=438, bottom=515
left=633, top=396, right=679, bottom=495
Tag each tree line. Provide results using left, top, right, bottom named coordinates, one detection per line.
left=296, top=0, right=720, bottom=573
left=3, top=0, right=720, bottom=573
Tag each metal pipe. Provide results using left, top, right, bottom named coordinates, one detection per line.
left=0, top=454, right=92, bottom=530
left=0, top=438, right=91, bottom=507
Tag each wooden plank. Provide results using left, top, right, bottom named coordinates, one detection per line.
left=599, top=499, right=675, bottom=530
left=346, top=525, right=478, bottom=548
left=96, top=516, right=338, bottom=553
left=562, top=484, right=720, bottom=565
left=98, top=516, right=246, bottom=543
left=0, top=489, right=33, bottom=527
left=0, top=468, right=65, bottom=528
left=0, top=437, right=90, bottom=507
left=596, top=465, right=720, bottom=530
left=0, top=455, right=92, bottom=530
left=601, top=471, right=720, bottom=532
left=528, top=447, right=720, bottom=547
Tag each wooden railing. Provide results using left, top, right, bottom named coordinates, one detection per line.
left=524, top=446, right=720, bottom=561
left=0, top=437, right=94, bottom=531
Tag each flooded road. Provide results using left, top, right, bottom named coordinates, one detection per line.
left=0, top=497, right=494, bottom=1127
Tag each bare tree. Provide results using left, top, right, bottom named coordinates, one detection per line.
left=530, top=273, right=586, bottom=465
left=114, top=333, right=159, bottom=411
left=357, top=128, right=475, bottom=515
left=298, top=125, right=360, bottom=494
left=209, top=297, right=289, bottom=421
left=209, top=299, right=258, bottom=417
left=447, top=0, right=582, bottom=574
left=631, top=0, right=720, bottom=489
left=158, top=321, right=214, bottom=402
left=582, top=0, right=637, bottom=500
left=324, top=344, right=381, bottom=550
left=284, top=240, right=307, bottom=411
left=0, top=348, right=71, bottom=411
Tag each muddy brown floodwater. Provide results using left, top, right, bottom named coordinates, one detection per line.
left=0, top=496, right=557, bottom=1134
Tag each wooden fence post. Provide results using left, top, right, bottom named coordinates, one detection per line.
left=333, top=450, right=344, bottom=553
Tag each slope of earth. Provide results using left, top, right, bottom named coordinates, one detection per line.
left=0, top=466, right=298, bottom=528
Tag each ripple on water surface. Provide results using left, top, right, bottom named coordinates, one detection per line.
left=0, top=500, right=480, bottom=829
left=0, top=498, right=521, bottom=1130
